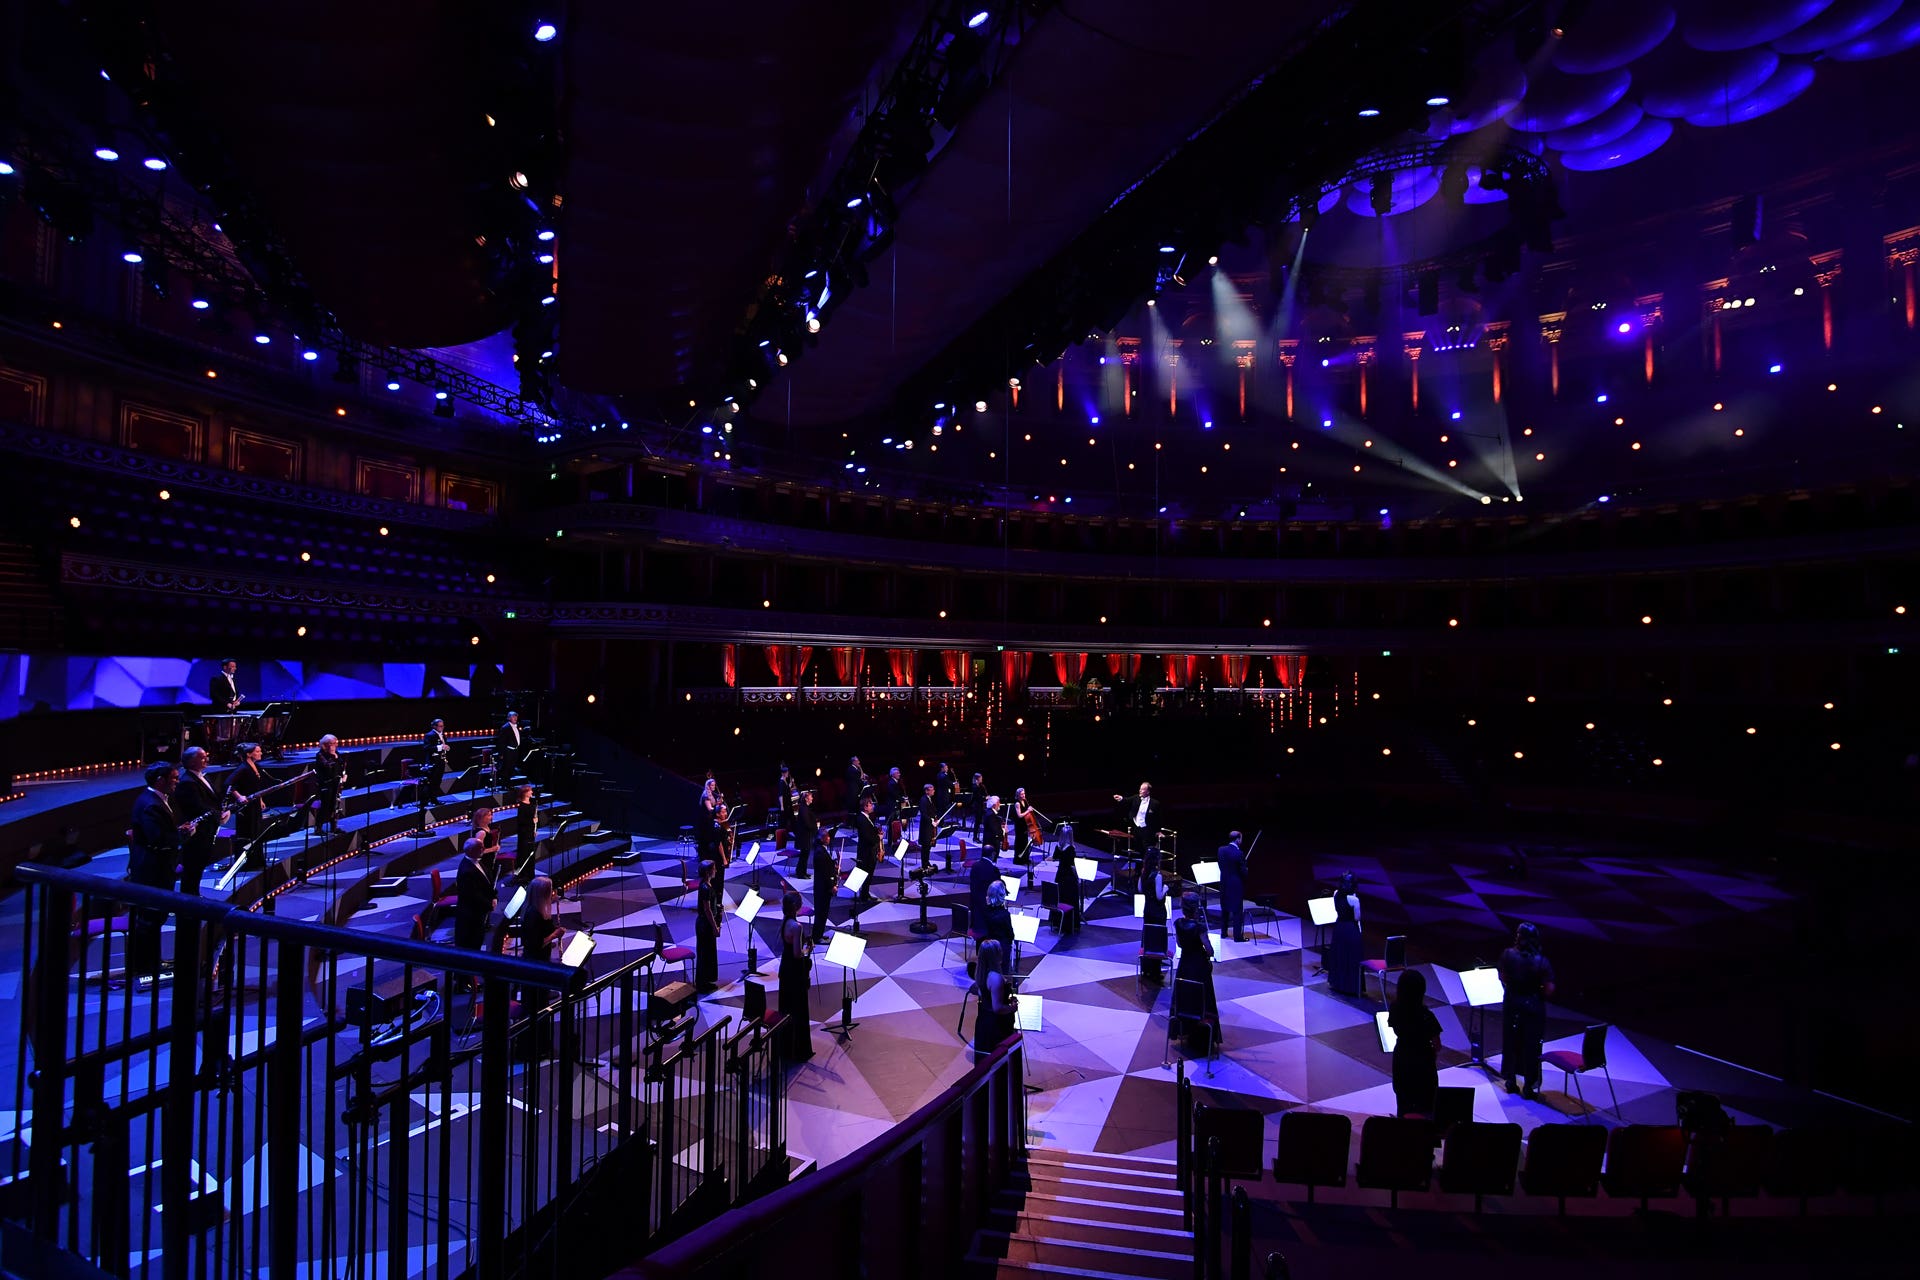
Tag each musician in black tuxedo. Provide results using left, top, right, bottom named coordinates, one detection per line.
left=915, top=783, right=940, bottom=870
left=882, top=766, right=908, bottom=846
left=311, top=734, right=346, bottom=835
left=968, top=771, right=987, bottom=836
left=774, top=764, right=797, bottom=848
left=1217, top=831, right=1248, bottom=942
left=208, top=659, right=243, bottom=712
left=968, top=844, right=1000, bottom=930
left=224, top=742, right=279, bottom=867
left=809, top=829, right=837, bottom=944
left=844, top=756, right=868, bottom=808
left=790, top=789, right=817, bottom=880
left=128, top=762, right=189, bottom=974
left=932, top=762, right=955, bottom=810
left=494, top=712, right=524, bottom=780
left=1113, top=781, right=1159, bottom=849
left=173, top=747, right=228, bottom=895
left=423, top=718, right=450, bottom=801
left=453, top=837, right=495, bottom=952
left=852, top=796, right=881, bottom=907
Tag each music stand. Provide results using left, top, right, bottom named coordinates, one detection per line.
left=891, top=837, right=911, bottom=902
left=1305, top=895, right=1335, bottom=960
left=1375, top=1010, right=1398, bottom=1054
left=735, top=888, right=765, bottom=975
left=825, top=929, right=866, bottom=1039
left=1459, top=966, right=1505, bottom=1067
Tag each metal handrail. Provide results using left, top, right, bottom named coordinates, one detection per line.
left=15, top=860, right=569, bottom=987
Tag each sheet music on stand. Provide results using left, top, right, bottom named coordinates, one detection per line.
left=1306, top=896, right=1336, bottom=927
left=824, top=930, right=867, bottom=971
left=1375, top=1010, right=1397, bottom=1053
left=843, top=866, right=868, bottom=894
left=1015, top=994, right=1044, bottom=1033
left=1190, top=861, right=1221, bottom=886
left=893, top=838, right=911, bottom=862
left=1133, top=894, right=1171, bottom=918
left=1176, top=930, right=1224, bottom=957
left=735, top=888, right=765, bottom=923
left=1073, top=857, right=1097, bottom=883
left=743, top=841, right=761, bottom=865
left=1034, top=861, right=1058, bottom=884
left=1460, top=966, right=1505, bottom=1007
left=561, top=931, right=596, bottom=969
left=1000, top=875, right=1021, bottom=904
left=1010, top=911, right=1040, bottom=944
left=503, top=886, right=528, bottom=919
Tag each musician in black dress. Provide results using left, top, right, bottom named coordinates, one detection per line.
left=494, top=712, right=524, bottom=781
left=312, top=734, right=346, bottom=835
left=1387, top=968, right=1442, bottom=1118
left=790, top=789, right=817, bottom=880
left=173, top=746, right=227, bottom=895
left=521, top=875, right=563, bottom=965
left=512, top=784, right=539, bottom=878
left=224, top=742, right=279, bottom=868
left=972, top=939, right=1016, bottom=1058
left=851, top=796, right=881, bottom=907
left=981, top=879, right=1016, bottom=972
left=1173, top=891, right=1222, bottom=1049
left=915, top=783, right=939, bottom=870
left=453, top=837, right=495, bottom=951
left=694, top=859, right=722, bottom=992
left=1053, top=826, right=1082, bottom=936
left=469, top=806, right=503, bottom=878
left=1011, top=787, right=1035, bottom=866
left=128, top=763, right=188, bottom=975
left=423, top=718, right=450, bottom=801
left=777, top=890, right=813, bottom=1064
left=696, top=778, right=722, bottom=863
left=1217, top=831, right=1247, bottom=942
left=1498, top=922, right=1555, bottom=1099
left=809, top=828, right=837, bottom=944
left=1327, top=872, right=1364, bottom=996
left=208, top=659, right=243, bottom=711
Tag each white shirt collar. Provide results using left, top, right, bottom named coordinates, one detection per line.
left=1134, top=796, right=1150, bottom=826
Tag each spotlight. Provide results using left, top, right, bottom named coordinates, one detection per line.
left=253, top=334, right=271, bottom=345
left=975, top=399, right=988, bottom=412
left=1357, top=108, right=1381, bottom=118
left=537, top=230, right=555, bottom=242
left=142, top=157, right=168, bottom=171
left=1207, top=255, right=1219, bottom=265
left=121, top=251, right=142, bottom=264
left=302, top=351, right=319, bottom=362
left=1768, top=364, right=1782, bottom=374
left=1616, top=321, right=1630, bottom=334
left=385, top=380, right=401, bottom=391
left=533, top=22, right=557, bottom=41
left=94, top=147, right=119, bottom=162
left=1425, top=95, right=1451, bottom=107
left=190, top=298, right=210, bottom=310
left=846, top=195, right=865, bottom=209
left=0, top=162, right=14, bottom=176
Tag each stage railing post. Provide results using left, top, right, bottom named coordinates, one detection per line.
left=269, top=938, right=305, bottom=1280
left=1230, top=1185, right=1251, bottom=1280
left=478, top=977, right=509, bottom=1280
left=160, top=918, right=200, bottom=1280
left=29, top=881, right=72, bottom=1243
left=1206, top=1137, right=1224, bottom=1280
left=1176, top=1062, right=1192, bottom=1230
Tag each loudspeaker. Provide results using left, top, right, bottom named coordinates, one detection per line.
left=1417, top=270, right=1440, bottom=316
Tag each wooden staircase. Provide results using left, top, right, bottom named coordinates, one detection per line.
left=968, top=1147, right=1194, bottom=1280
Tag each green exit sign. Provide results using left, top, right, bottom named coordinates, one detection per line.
left=503, top=610, right=518, bottom=620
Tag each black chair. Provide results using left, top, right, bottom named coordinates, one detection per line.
left=1601, top=1125, right=1686, bottom=1210
left=1763, top=1128, right=1843, bottom=1213
left=1139, top=920, right=1170, bottom=990
left=1362, top=934, right=1408, bottom=1007
left=1437, top=1122, right=1522, bottom=1212
left=1518, top=1123, right=1606, bottom=1215
left=1541, top=1023, right=1620, bottom=1119
left=1195, top=1105, right=1265, bottom=1181
left=1163, top=977, right=1217, bottom=1075
left=1273, top=1111, right=1351, bottom=1203
left=1355, top=1116, right=1435, bottom=1208
left=1683, top=1125, right=1774, bottom=1216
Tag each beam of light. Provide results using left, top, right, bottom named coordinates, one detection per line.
left=1317, top=408, right=1488, bottom=502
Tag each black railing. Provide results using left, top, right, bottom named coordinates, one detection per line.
left=615, top=1034, right=1027, bottom=1280
left=7, top=861, right=786, bottom=1280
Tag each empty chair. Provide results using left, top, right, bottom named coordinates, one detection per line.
left=1164, top=977, right=1218, bottom=1074
left=1683, top=1125, right=1775, bottom=1215
left=1355, top=1116, right=1435, bottom=1208
left=1601, top=1125, right=1687, bottom=1210
left=1438, top=1121, right=1523, bottom=1212
left=1518, top=1123, right=1607, bottom=1215
left=1541, top=1023, right=1621, bottom=1119
left=1273, top=1110, right=1351, bottom=1203
left=1763, top=1128, right=1843, bottom=1213
left=1362, top=935, right=1408, bottom=1006
left=1194, top=1105, right=1265, bottom=1181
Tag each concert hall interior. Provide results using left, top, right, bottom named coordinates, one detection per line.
left=3, top=3, right=1919, bottom=1279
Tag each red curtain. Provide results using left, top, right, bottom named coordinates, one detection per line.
left=1106, top=652, right=1141, bottom=680
left=1219, top=655, right=1250, bottom=688
left=887, top=648, right=917, bottom=687
left=721, top=644, right=737, bottom=688
left=764, top=645, right=812, bottom=686
left=1000, top=649, right=1032, bottom=692
left=1053, top=651, right=1087, bottom=685
left=1273, top=655, right=1308, bottom=688
left=940, top=649, right=969, bottom=685
left=830, top=646, right=864, bottom=685
left=1162, top=654, right=1200, bottom=688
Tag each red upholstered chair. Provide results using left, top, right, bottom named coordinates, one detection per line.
left=1542, top=1023, right=1620, bottom=1119
left=1272, top=1110, right=1351, bottom=1203
left=1518, top=1123, right=1606, bottom=1215
left=654, top=924, right=694, bottom=984
left=1362, top=935, right=1408, bottom=1007
left=1601, top=1125, right=1687, bottom=1210
left=429, top=868, right=459, bottom=911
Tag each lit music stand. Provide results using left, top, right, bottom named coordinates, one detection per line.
left=735, top=888, right=766, bottom=976
left=825, top=929, right=866, bottom=1040
left=1306, top=894, right=1335, bottom=947
left=1459, top=966, right=1505, bottom=1067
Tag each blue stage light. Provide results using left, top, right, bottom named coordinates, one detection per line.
left=1769, top=363, right=1783, bottom=373
left=846, top=195, right=865, bottom=209
left=121, top=251, right=143, bottom=264
left=1425, top=96, right=1450, bottom=107
left=1451, top=410, right=1462, bottom=420
left=0, top=162, right=14, bottom=175
left=1595, top=393, right=1609, bottom=403
left=967, top=10, right=990, bottom=29
left=143, top=157, right=168, bottom=171
left=190, top=299, right=209, bottom=310
left=1357, top=108, right=1381, bottom=118
left=533, top=22, right=557, bottom=42
left=386, top=381, right=401, bottom=391
left=537, top=230, right=555, bottom=241
left=94, top=147, right=119, bottom=162
left=302, top=351, right=319, bottom=361
left=254, top=334, right=271, bottom=345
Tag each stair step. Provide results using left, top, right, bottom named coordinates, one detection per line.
left=966, top=1254, right=1176, bottom=1280
left=985, top=1209, right=1192, bottom=1246
left=1025, top=1153, right=1179, bottom=1182
left=996, top=1189, right=1185, bottom=1222
left=1014, top=1174, right=1182, bottom=1206
left=977, top=1233, right=1191, bottom=1280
